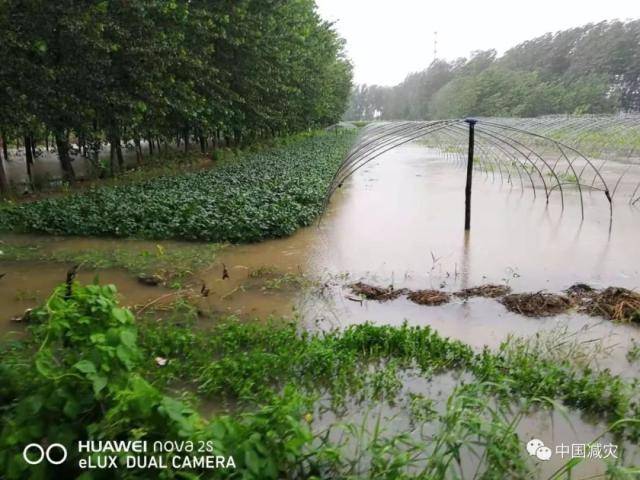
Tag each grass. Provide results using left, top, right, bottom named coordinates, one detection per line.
left=628, top=339, right=640, bottom=364
left=247, top=267, right=317, bottom=292
left=1, top=281, right=639, bottom=478
left=0, top=130, right=356, bottom=242
left=0, top=240, right=220, bottom=286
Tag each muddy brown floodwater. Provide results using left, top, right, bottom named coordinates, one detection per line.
left=205, top=143, right=640, bottom=369
left=2, top=141, right=640, bottom=476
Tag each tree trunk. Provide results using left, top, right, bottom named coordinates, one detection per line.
left=134, top=136, right=143, bottom=165
left=0, top=145, right=9, bottom=194
left=183, top=127, right=189, bottom=153
left=199, top=135, right=205, bottom=154
left=115, top=138, right=124, bottom=171
left=1, top=133, right=8, bottom=161
left=55, top=134, right=75, bottom=182
left=24, top=135, right=34, bottom=187
left=147, top=133, right=153, bottom=157
left=109, top=140, right=116, bottom=177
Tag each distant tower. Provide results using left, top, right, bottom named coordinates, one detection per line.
left=433, top=31, right=438, bottom=62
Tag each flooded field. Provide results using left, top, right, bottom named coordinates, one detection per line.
left=3, top=140, right=640, bottom=357
left=2, top=140, right=639, bottom=476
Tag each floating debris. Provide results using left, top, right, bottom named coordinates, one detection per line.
left=565, top=283, right=597, bottom=300
left=349, top=282, right=408, bottom=301
left=11, top=308, right=33, bottom=323
left=407, top=289, right=450, bottom=306
left=500, top=292, right=573, bottom=317
left=456, top=284, right=511, bottom=299
left=581, top=287, right=640, bottom=323
left=137, top=274, right=164, bottom=286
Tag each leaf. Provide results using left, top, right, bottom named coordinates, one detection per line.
left=244, top=448, right=262, bottom=474
left=116, top=344, right=134, bottom=368
left=74, top=359, right=97, bottom=374
left=35, top=355, right=54, bottom=377
left=90, top=374, right=108, bottom=395
left=33, top=39, right=47, bottom=53
left=112, top=307, right=131, bottom=324
left=120, top=329, right=137, bottom=349
left=63, top=397, right=82, bottom=418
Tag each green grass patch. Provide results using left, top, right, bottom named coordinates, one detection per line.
left=1, top=281, right=638, bottom=478
left=0, top=131, right=355, bottom=242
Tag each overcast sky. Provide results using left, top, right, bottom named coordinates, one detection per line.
left=315, top=0, right=639, bottom=86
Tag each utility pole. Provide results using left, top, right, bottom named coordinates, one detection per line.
left=433, top=31, right=438, bottom=62
left=464, top=118, right=477, bottom=231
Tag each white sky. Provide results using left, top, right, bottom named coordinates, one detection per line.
left=315, top=0, right=639, bottom=86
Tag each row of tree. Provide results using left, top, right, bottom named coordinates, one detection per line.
left=0, top=0, right=352, bottom=189
left=345, top=20, right=639, bottom=120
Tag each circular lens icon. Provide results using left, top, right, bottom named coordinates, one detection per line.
left=46, top=444, right=67, bottom=465
left=22, top=444, right=45, bottom=465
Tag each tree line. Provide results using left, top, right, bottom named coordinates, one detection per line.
left=345, top=20, right=640, bottom=121
left=0, top=0, right=352, bottom=190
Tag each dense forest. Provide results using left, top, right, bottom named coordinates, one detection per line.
left=0, top=0, right=352, bottom=187
left=345, top=20, right=640, bottom=120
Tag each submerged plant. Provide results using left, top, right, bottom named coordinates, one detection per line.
left=1, top=281, right=639, bottom=478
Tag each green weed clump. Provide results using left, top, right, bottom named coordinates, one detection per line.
left=0, top=283, right=334, bottom=479
left=0, top=131, right=355, bottom=242
left=2, top=281, right=639, bottom=479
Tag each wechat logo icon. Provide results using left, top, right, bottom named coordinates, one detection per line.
left=526, top=438, right=552, bottom=461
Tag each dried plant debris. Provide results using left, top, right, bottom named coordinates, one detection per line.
left=500, top=292, right=573, bottom=317
left=407, top=289, right=451, bottom=306
left=349, top=282, right=408, bottom=301
left=580, top=287, right=640, bottom=323
left=565, top=283, right=597, bottom=300
left=456, top=284, right=512, bottom=299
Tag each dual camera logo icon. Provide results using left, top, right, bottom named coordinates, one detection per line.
left=22, top=443, right=67, bottom=465
left=526, top=438, right=552, bottom=461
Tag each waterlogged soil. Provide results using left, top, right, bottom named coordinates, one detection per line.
left=2, top=142, right=640, bottom=477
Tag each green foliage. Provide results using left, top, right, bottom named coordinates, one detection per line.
left=0, top=0, right=353, bottom=185
left=0, top=131, right=355, bottom=241
left=346, top=20, right=640, bottom=120
left=141, top=313, right=640, bottom=442
left=0, top=282, right=203, bottom=478
left=2, top=281, right=639, bottom=478
left=627, top=339, right=640, bottom=364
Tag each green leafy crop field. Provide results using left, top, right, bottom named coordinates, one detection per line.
left=0, top=131, right=355, bottom=242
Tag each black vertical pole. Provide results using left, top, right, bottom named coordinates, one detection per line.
left=464, top=118, right=477, bottom=231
